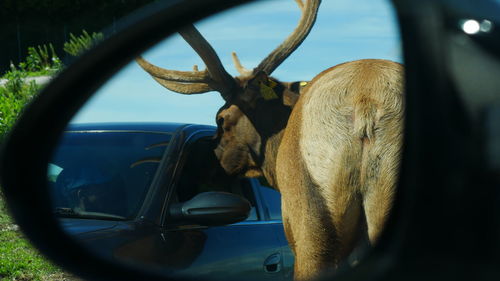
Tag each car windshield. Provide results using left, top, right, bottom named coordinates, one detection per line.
left=48, top=129, right=171, bottom=220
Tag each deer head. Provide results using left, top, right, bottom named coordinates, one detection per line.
left=137, top=0, right=320, bottom=179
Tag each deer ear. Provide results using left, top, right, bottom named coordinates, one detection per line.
left=281, top=81, right=308, bottom=107
left=241, top=71, right=278, bottom=106
left=247, top=70, right=279, bottom=101
left=249, top=70, right=268, bottom=83
left=288, top=81, right=309, bottom=94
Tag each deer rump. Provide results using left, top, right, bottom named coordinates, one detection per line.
left=277, top=59, right=403, bottom=279
left=136, top=0, right=404, bottom=279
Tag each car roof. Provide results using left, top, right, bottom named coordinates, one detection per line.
left=65, top=122, right=216, bottom=134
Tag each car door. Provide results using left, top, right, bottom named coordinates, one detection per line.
left=159, top=134, right=288, bottom=281
left=253, top=179, right=295, bottom=281
left=161, top=181, right=288, bottom=281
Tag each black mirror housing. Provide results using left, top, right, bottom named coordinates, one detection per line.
left=169, top=192, right=251, bottom=226
left=0, top=1, right=251, bottom=281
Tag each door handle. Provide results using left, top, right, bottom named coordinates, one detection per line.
left=263, top=252, right=282, bottom=273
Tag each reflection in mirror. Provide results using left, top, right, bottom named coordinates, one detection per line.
left=47, top=0, right=402, bottom=280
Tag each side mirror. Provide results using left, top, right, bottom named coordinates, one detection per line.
left=0, top=1, right=252, bottom=281
left=169, top=192, right=251, bottom=226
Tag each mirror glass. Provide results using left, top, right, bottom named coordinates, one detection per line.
left=47, top=0, right=402, bottom=280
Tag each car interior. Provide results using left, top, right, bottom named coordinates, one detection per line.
left=173, top=136, right=259, bottom=221
left=49, top=131, right=170, bottom=219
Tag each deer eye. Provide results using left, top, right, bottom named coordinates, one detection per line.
left=216, top=117, right=224, bottom=127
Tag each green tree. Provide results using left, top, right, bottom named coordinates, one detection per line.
left=63, top=30, right=104, bottom=57
left=0, top=65, right=41, bottom=141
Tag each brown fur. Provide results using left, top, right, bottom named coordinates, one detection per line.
left=277, top=60, right=403, bottom=279
left=214, top=59, right=404, bottom=280
left=137, top=2, right=402, bottom=278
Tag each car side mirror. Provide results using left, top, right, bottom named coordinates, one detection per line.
left=169, top=192, right=251, bottom=226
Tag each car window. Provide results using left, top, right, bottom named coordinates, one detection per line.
left=49, top=130, right=171, bottom=219
left=34, top=0, right=404, bottom=278
left=258, top=183, right=283, bottom=221
left=173, top=137, right=259, bottom=221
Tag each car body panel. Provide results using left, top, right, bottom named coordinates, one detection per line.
left=53, top=122, right=293, bottom=280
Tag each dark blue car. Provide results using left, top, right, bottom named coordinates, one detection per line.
left=48, top=122, right=294, bottom=281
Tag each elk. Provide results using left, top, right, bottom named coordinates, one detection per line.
left=137, top=0, right=404, bottom=279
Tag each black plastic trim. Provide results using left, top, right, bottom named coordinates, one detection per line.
left=0, top=1, right=251, bottom=281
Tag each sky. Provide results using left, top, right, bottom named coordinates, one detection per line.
left=71, top=0, right=402, bottom=126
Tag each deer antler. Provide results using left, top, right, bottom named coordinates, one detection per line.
left=255, top=0, right=321, bottom=75
left=137, top=0, right=321, bottom=98
left=136, top=56, right=213, bottom=94
left=150, top=77, right=212, bottom=94
left=178, top=24, right=237, bottom=98
left=136, top=24, right=236, bottom=99
left=231, top=52, right=253, bottom=76
left=136, top=56, right=210, bottom=82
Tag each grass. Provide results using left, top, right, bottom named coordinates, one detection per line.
left=0, top=47, right=82, bottom=280
left=0, top=75, right=39, bottom=141
left=0, top=195, right=79, bottom=281
left=0, top=194, right=13, bottom=227
left=22, top=71, right=56, bottom=77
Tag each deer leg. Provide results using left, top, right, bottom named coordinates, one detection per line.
left=361, top=107, right=402, bottom=244
left=281, top=189, right=337, bottom=281
left=362, top=179, right=396, bottom=244
left=327, top=192, right=363, bottom=264
left=321, top=146, right=365, bottom=267
left=281, top=163, right=364, bottom=280
left=281, top=209, right=296, bottom=256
